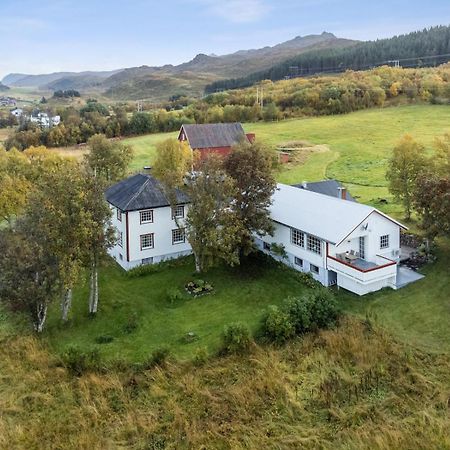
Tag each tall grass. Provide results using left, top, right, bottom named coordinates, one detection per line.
left=1, top=316, right=449, bottom=449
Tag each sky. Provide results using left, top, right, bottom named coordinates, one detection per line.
left=1, top=0, right=449, bottom=79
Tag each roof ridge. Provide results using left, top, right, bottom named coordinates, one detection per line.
left=123, top=174, right=152, bottom=210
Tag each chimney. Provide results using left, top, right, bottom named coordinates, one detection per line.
left=338, top=186, right=347, bottom=200
left=302, top=181, right=308, bottom=189
left=143, top=166, right=152, bottom=175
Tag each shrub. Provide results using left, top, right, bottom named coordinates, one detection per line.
left=296, top=272, right=321, bottom=289
left=95, top=335, right=114, bottom=344
left=61, top=346, right=101, bottom=376
left=185, top=279, right=214, bottom=297
left=221, top=322, right=252, bottom=354
left=262, top=305, right=295, bottom=344
left=283, top=297, right=312, bottom=334
left=166, top=287, right=184, bottom=307
left=307, top=289, right=340, bottom=329
left=193, top=347, right=209, bottom=366
left=123, top=312, right=139, bottom=334
left=145, top=347, right=171, bottom=368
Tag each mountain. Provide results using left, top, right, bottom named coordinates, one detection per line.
left=206, top=25, right=450, bottom=93
left=0, top=82, right=9, bottom=92
left=2, top=69, right=123, bottom=89
left=1, top=32, right=356, bottom=101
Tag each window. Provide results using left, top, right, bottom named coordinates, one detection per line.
left=263, top=242, right=271, bottom=251
left=380, top=234, right=389, bottom=249
left=291, top=228, right=304, bottom=247
left=310, top=264, right=319, bottom=274
left=119, top=253, right=123, bottom=261
left=294, top=257, right=303, bottom=267
left=307, top=235, right=322, bottom=255
left=140, top=233, right=154, bottom=250
left=172, top=228, right=185, bottom=244
left=140, top=209, right=153, bottom=224
left=117, top=230, right=123, bottom=248
left=117, top=208, right=122, bottom=222
left=172, top=205, right=185, bottom=219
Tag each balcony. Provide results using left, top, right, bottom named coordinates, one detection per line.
left=327, top=252, right=397, bottom=284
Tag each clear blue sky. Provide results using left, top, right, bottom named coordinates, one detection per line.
left=0, top=0, right=449, bottom=78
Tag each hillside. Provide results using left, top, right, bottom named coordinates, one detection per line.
left=1, top=32, right=356, bottom=101
left=207, top=25, right=450, bottom=92
left=0, top=82, right=9, bottom=92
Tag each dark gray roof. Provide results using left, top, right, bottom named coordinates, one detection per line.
left=105, top=173, right=190, bottom=212
left=181, top=123, right=246, bottom=149
left=292, top=180, right=356, bottom=202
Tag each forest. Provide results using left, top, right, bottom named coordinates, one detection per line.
left=206, top=25, right=450, bottom=92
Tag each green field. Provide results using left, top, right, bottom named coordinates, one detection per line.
left=125, top=104, right=450, bottom=217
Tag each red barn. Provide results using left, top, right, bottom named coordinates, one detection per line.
left=178, top=123, right=255, bottom=160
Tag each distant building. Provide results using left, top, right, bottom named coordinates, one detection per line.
left=292, top=180, right=356, bottom=202
left=27, top=110, right=61, bottom=128
left=10, top=107, right=23, bottom=117
left=178, top=123, right=255, bottom=159
left=1, top=96, right=16, bottom=107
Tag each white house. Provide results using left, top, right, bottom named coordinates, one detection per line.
left=105, top=173, right=192, bottom=270
left=255, top=183, right=407, bottom=296
left=10, top=107, right=23, bottom=117
left=106, top=172, right=414, bottom=296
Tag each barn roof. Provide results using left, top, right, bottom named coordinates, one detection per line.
left=292, top=180, right=356, bottom=202
left=105, top=173, right=189, bottom=212
left=180, top=123, right=247, bottom=149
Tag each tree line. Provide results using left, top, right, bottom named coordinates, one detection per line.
left=206, top=25, right=450, bottom=92
left=0, top=136, right=133, bottom=332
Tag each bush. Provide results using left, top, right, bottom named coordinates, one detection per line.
left=145, top=347, right=171, bottom=368
left=262, top=290, right=340, bottom=344
left=185, top=279, right=214, bottom=297
left=307, top=289, right=340, bottom=329
left=221, top=322, right=252, bottom=354
left=61, top=346, right=101, bottom=376
left=262, top=305, right=295, bottom=344
left=193, top=347, right=209, bottom=366
left=95, top=335, right=114, bottom=344
left=166, top=287, right=184, bottom=307
left=296, top=272, right=321, bottom=289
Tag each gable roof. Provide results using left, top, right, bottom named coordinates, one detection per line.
left=105, top=173, right=189, bottom=212
left=271, top=184, right=406, bottom=245
left=180, top=123, right=246, bottom=149
left=292, top=179, right=356, bottom=202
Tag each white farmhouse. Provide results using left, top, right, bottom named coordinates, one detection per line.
left=105, top=173, right=192, bottom=270
left=10, top=107, right=23, bottom=117
left=255, top=183, right=408, bottom=296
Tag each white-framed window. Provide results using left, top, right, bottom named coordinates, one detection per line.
left=140, top=233, right=154, bottom=250
left=117, top=230, right=123, bottom=248
left=291, top=228, right=304, bottom=247
left=307, top=234, right=322, bottom=255
left=310, top=264, right=319, bottom=274
left=172, top=205, right=185, bottom=219
left=263, top=241, right=271, bottom=251
left=294, top=257, right=303, bottom=267
left=140, top=209, right=153, bottom=224
left=172, top=228, right=185, bottom=245
left=117, top=208, right=122, bottom=222
left=380, top=234, right=389, bottom=249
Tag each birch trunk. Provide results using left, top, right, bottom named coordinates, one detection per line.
left=88, top=257, right=99, bottom=314
left=35, top=302, right=47, bottom=333
left=193, top=250, right=202, bottom=273
left=61, top=288, right=72, bottom=322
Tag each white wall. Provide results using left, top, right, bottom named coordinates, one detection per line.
left=108, top=203, right=192, bottom=270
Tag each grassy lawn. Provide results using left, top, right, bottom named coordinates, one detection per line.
left=338, top=239, right=450, bottom=354
left=45, top=256, right=310, bottom=361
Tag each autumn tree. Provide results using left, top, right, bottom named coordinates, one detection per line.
left=0, top=226, right=60, bottom=332
left=386, top=135, right=427, bottom=220
left=185, top=157, right=244, bottom=273
left=413, top=175, right=450, bottom=243
left=224, top=140, right=276, bottom=256
left=85, top=134, right=133, bottom=183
